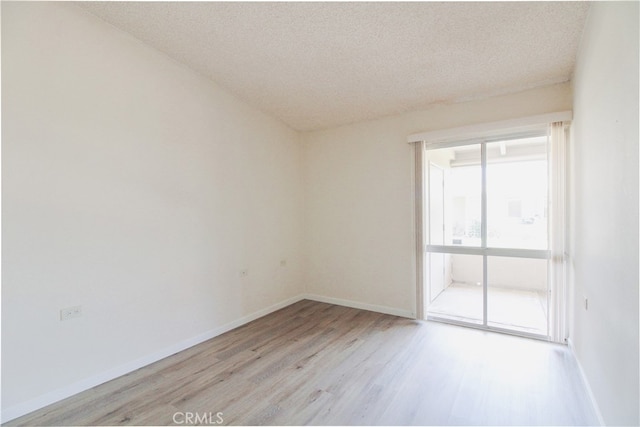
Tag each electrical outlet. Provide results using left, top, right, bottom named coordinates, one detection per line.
left=60, top=305, right=82, bottom=321
left=239, top=269, right=248, bottom=278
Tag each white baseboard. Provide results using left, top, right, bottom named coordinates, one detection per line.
left=0, top=294, right=305, bottom=424
left=303, top=293, right=415, bottom=319
left=567, top=338, right=605, bottom=426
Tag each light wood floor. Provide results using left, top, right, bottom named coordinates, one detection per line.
left=7, top=300, right=598, bottom=426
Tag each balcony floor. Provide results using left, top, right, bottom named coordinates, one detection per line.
left=427, top=282, right=548, bottom=336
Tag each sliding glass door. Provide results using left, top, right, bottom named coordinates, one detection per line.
left=424, top=129, right=555, bottom=339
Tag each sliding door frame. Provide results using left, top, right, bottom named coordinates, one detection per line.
left=411, top=112, right=571, bottom=343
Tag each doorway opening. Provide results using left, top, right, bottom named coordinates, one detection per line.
left=421, top=127, right=566, bottom=341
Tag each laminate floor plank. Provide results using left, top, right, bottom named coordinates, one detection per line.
left=5, top=300, right=599, bottom=426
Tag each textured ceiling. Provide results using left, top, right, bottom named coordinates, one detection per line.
left=78, top=2, right=590, bottom=131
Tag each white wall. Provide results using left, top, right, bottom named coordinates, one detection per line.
left=569, top=2, right=639, bottom=425
left=452, top=256, right=547, bottom=291
left=2, top=2, right=304, bottom=419
left=304, top=83, right=572, bottom=316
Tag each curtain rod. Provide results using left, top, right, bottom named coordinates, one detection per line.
left=407, top=111, right=572, bottom=144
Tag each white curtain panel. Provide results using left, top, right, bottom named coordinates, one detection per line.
left=549, top=121, right=569, bottom=342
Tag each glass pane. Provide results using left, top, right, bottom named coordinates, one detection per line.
left=486, top=136, right=548, bottom=249
left=427, top=253, right=483, bottom=325
left=487, top=256, right=548, bottom=335
left=426, top=145, right=481, bottom=246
